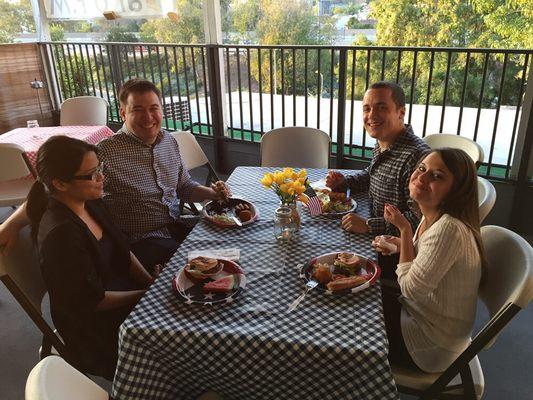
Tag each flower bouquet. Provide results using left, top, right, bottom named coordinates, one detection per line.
left=261, top=168, right=308, bottom=228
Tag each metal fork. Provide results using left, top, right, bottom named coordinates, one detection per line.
left=287, top=279, right=319, bottom=312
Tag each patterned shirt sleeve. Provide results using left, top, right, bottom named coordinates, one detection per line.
left=343, top=165, right=371, bottom=193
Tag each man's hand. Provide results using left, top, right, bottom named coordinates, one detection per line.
left=341, top=213, right=369, bottom=234
left=325, top=171, right=345, bottom=192
left=210, top=181, right=232, bottom=201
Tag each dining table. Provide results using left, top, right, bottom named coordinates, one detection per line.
left=0, top=125, right=114, bottom=171
left=112, top=166, right=399, bottom=400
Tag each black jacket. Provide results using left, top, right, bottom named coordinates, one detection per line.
left=37, top=198, right=134, bottom=378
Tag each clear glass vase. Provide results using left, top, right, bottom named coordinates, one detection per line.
left=281, top=200, right=301, bottom=231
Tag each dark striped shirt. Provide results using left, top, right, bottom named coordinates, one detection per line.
left=97, top=124, right=199, bottom=242
left=343, top=125, right=430, bottom=236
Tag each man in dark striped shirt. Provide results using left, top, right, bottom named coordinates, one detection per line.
left=327, top=82, right=429, bottom=277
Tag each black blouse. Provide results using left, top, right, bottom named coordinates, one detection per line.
left=37, top=198, right=137, bottom=378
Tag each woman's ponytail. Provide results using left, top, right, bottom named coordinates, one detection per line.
left=26, top=180, right=49, bottom=240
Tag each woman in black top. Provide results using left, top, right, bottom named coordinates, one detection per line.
left=26, top=136, right=154, bottom=379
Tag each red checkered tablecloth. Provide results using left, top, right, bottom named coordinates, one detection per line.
left=0, top=125, right=114, bottom=170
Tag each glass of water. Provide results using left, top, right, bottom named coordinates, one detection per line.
left=26, top=120, right=39, bottom=128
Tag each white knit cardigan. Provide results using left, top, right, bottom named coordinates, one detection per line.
left=397, top=214, right=482, bottom=372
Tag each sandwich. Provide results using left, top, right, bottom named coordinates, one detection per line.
left=333, top=253, right=362, bottom=276
left=185, top=256, right=222, bottom=280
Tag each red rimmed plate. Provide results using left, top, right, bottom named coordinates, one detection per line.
left=172, top=259, right=246, bottom=305
left=202, top=198, right=259, bottom=228
left=300, top=252, right=380, bottom=295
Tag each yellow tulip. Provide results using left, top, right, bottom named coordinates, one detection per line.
left=293, top=181, right=306, bottom=195
left=283, top=167, right=294, bottom=178
left=273, top=171, right=285, bottom=185
left=298, top=169, right=307, bottom=179
left=260, top=173, right=274, bottom=188
left=279, top=183, right=290, bottom=194
left=298, top=193, right=310, bottom=204
left=291, top=172, right=299, bottom=181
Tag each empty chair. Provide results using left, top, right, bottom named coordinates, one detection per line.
left=0, top=226, right=71, bottom=362
left=477, top=176, right=496, bottom=222
left=172, top=131, right=220, bottom=214
left=0, top=143, right=36, bottom=207
left=261, top=127, right=331, bottom=168
left=60, top=96, right=109, bottom=126
left=25, top=356, right=108, bottom=400
left=392, top=225, right=532, bottom=399
left=423, top=134, right=484, bottom=166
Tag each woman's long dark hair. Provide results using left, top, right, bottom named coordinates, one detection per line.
left=417, top=148, right=486, bottom=276
left=26, top=136, right=98, bottom=238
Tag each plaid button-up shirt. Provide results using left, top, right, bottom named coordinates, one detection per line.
left=342, top=125, right=430, bottom=236
left=97, top=124, right=199, bottom=242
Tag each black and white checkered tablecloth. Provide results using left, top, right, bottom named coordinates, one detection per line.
left=112, top=167, right=399, bottom=400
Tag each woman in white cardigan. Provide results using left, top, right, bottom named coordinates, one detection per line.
left=374, top=148, right=484, bottom=373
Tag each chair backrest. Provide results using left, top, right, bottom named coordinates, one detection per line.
left=0, top=226, right=45, bottom=312
left=477, top=177, right=496, bottom=223
left=0, top=143, right=33, bottom=181
left=261, top=127, right=331, bottom=168
left=423, top=133, right=484, bottom=165
left=0, top=226, right=69, bottom=357
left=479, top=225, right=533, bottom=347
left=171, top=131, right=210, bottom=170
left=25, top=356, right=109, bottom=400
left=60, top=96, right=109, bottom=126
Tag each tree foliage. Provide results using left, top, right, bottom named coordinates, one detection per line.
left=0, top=0, right=34, bottom=43
left=358, top=0, right=532, bottom=108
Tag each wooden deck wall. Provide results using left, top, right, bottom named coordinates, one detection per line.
left=0, top=43, right=54, bottom=133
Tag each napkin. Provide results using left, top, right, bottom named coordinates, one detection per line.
left=187, top=248, right=240, bottom=262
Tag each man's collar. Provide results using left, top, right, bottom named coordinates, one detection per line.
left=373, top=124, right=414, bottom=156
left=121, top=123, right=163, bottom=146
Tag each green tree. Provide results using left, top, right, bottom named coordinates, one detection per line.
left=0, top=0, right=34, bottom=43
left=105, top=25, right=139, bottom=42
left=50, top=23, right=65, bottom=41
left=230, top=0, right=261, bottom=43
left=362, top=0, right=531, bottom=107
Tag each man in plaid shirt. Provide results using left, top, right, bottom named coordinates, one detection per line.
left=97, top=79, right=230, bottom=271
left=327, top=81, right=429, bottom=278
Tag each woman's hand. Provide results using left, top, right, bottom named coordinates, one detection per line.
left=384, top=203, right=411, bottom=233
left=325, top=171, right=345, bottom=191
left=372, top=235, right=400, bottom=255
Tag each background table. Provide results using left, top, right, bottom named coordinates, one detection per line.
left=0, top=125, right=114, bottom=170
left=112, top=167, right=399, bottom=400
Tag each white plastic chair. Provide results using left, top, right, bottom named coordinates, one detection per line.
left=25, top=356, right=108, bottom=400
left=423, top=133, right=484, bottom=166
left=0, top=143, right=36, bottom=207
left=0, top=226, right=70, bottom=362
left=392, top=225, right=533, bottom=399
left=260, top=127, right=331, bottom=168
left=477, top=176, right=497, bottom=223
left=171, top=131, right=220, bottom=214
left=60, top=96, right=109, bottom=126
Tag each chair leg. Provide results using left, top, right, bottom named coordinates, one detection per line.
left=39, top=335, right=52, bottom=359
left=459, top=364, right=477, bottom=400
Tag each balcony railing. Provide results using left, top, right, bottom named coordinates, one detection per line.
left=39, top=42, right=533, bottom=183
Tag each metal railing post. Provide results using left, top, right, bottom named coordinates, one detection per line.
left=206, top=44, right=226, bottom=173
left=38, top=43, right=60, bottom=110
left=109, top=44, right=123, bottom=99
left=336, top=48, right=348, bottom=168
left=510, top=60, right=533, bottom=231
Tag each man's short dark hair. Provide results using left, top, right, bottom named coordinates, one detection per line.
left=119, top=78, right=162, bottom=105
left=368, top=81, right=406, bottom=108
